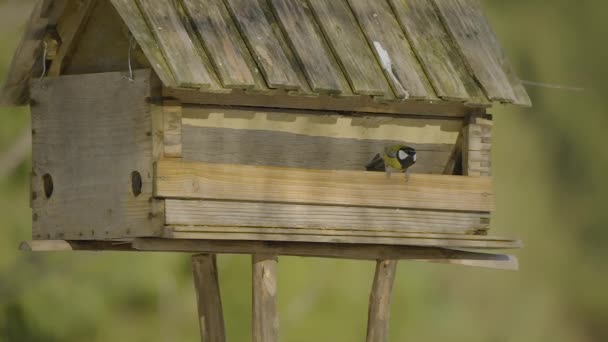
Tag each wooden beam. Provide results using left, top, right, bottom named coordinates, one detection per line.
left=162, top=100, right=182, bottom=158
left=192, top=254, right=226, bottom=342
left=252, top=254, right=279, bottom=342
left=366, top=260, right=397, bottom=342
left=463, top=116, right=493, bottom=176
left=20, top=240, right=134, bottom=251
left=155, top=160, right=494, bottom=212
left=133, top=238, right=519, bottom=270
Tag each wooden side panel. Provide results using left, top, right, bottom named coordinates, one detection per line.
left=269, top=0, right=351, bottom=95
left=347, top=0, right=431, bottom=100
left=223, top=0, right=305, bottom=90
left=30, top=70, right=162, bottom=239
left=162, top=100, right=183, bottom=158
left=155, top=160, right=495, bottom=212
left=110, top=0, right=176, bottom=87
left=137, top=0, right=215, bottom=88
left=180, top=105, right=461, bottom=174
left=165, top=199, right=490, bottom=235
left=181, top=0, right=258, bottom=89
left=307, top=0, right=393, bottom=97
left=433, top=0, right=517, bottom=103
left=463, top=116, right=493, bottom=176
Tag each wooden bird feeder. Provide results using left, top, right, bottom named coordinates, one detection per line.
left=4, top=0, right=529, bottom=340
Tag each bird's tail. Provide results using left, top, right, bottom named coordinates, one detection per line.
left=366, top=153, right=385, bottom=171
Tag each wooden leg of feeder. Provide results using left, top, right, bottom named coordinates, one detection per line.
left=366, top=260, right=398, bottom=342
left=252, top=254, right=279, bottom=342
left=192, top=254, right=226, bottom=342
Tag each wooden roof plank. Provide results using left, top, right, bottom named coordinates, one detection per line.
left=307, top=0, right=394, bottom=97
left=432, top=0, right=517, bottom=103
left=181, top=0, right=259, bottom=89
left=269, top=0, right=351, bottom=95
left=136, top=0, right=215, bottom=88
left=109, top=0, right=176, bottom=87
left=347, top=0, right=432, bottom=100
left=223, top=0, right=306, bottom=90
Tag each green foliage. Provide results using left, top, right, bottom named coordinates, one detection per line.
left=0, top=0, right=607, bottom=341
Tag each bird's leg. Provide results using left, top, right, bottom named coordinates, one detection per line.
left=385, top=166, right=393, bottom=179
left=405, top=169, right=411, bottom=183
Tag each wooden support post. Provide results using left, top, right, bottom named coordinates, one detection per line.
left=192, top=254, right=226, bottom=342
left=252, top=254, right=279, bottom=342
left=366, top=260, right=398, bottom=342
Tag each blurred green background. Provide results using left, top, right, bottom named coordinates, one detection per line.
left=1, top=0, right=606, bottom=341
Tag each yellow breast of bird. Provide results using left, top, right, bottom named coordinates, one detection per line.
left=382, top=153, right=403, bottom=171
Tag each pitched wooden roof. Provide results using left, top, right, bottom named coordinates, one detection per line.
left=1, top=0, right=531, bottom=108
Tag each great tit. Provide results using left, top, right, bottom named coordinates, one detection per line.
left=366, top=144, right=417, bottom=181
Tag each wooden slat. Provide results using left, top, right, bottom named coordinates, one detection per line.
left=366, top=260, right=397, bottom=342
left=223, top=0, right=304, bottom=90
left=0, top=0, right=48, bottom=105
left=181, top=0, right=258, bottom=89
left=463, top=116, right=493, bottom=176
left=165, top=200, right=489, bottom=235
left=307, top=0, right=392, bottom=97
left=252, top=254, right=279, bottom=342
left=162, top=100, right=182, bottom=158
left=20, top=240, right=134, bottom=251
left=48, top=0, right=97, bottom=76
left=432, top=0, right=517, bottom=103
left=155, top=160, right=494, bottom=212
left=109, top=0, right=176, bottom=87
left=192, top=254, right=226, bottom=342
left=134, top=238, right=519, bottom=270
left=388, top=0, right=473, bottom=102
left=136, top=0, right=214, bottom=88
left=269, top=0, right=351, bottom=95
left=347, top=0, right=431, bottom=100
left=30, top=70, right=163, bottom=239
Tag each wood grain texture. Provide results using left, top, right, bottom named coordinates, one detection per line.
left=165, top=199, right=490, bottom=235
left=163, top=229, right=521, bottom=249
left=48, top=0, right=97, bottom=76
left=0, top=0, right=49, bottom=105
left=20, top=239, right=134, bottom=251
left=307, top=0, right=392, bottom=97
left=30, top=70, right=163, bottom=239
left=433, top=0, right=517, bottom=103
left=252, top=254, right=279, bottom=342
left=269, top=0, right=351, bottom=95
left=366, top=260, right=397, bottom=342
left=347, top=0, right=431, bottom=100
left=109, top=0, right=176, bottom=87
left=181, top=0, right=258, bottom=89
left=155, top=160, right=495, bottom=212
left=162, top=100, right=182, bottom=158
left=388, top=0, right=473, bottom=102
left=192, top=254, right=226, bottom=342
left=223, top=0, right=305, bottom=90
left=137, top=0, right=214, bottom=88
left=463, top=116, right=493, bottom=176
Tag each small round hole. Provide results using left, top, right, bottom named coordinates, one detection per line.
left=131, top=171, right=142, bottom=197
left=42, top=173, right=53, bottom=199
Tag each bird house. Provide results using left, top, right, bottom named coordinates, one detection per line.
left=6, top=0, right=529, bottom=339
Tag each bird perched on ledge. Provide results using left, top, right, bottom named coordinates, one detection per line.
left=366, top=144, right=417, bottom=181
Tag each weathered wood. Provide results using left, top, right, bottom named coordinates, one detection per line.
left=192, top=254, right=226, bottom=342
left=48, top=0, right=97, bottom=76
left=433, top=0, right=517, bottom=103
left=0, top=0, right=49, bottom=105
left=347, top=0, right=431, bottom=100
left=165, top=199, right=489, bottom=235
left=30, top=70, right=163, bottom=239
left=366, top=260, right=397, bottom=342
left=181, top=106, right=459, bottom=174
left=20, top=239, right=134, bottom=251
left=133, top=238, right=519, bottom=270
left=162, top=100, right=182, bottom=158
left=252, top=254, right=279, bottom=342
left=223, top=0, right=305, bottom=90
left=388, top=0, right=479, bottom=103
left=164, top=87, right=485, bottom=117
left=137, top=0, right=214, bottom=88
left=155, top=160, right=495, bottom=212
left=463, top=116, right=493, bottom=176
left=163, top=228, right=521, bottom=249
left=269, top=0, right=351, bottom=95
left=181, top=0, right=258, bottom=89
left=109, top=0, right=176, bottom=87
left=307, top=0, right=392, bottom=97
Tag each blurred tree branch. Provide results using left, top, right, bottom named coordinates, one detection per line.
left=0, top=127, right=31, bottom=180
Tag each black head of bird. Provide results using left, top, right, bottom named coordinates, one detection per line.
left=397, top=146, right=416, bottom=171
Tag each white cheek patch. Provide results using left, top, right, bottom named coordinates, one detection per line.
left=413, top=154, right=417, bottom=162
left=398, top=150, right=407, bottom=160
